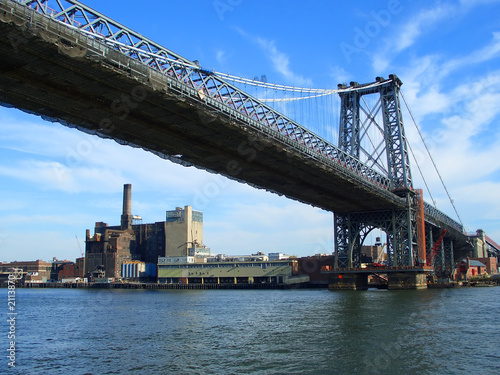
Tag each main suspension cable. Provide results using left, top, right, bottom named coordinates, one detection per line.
left=214, top=71, right=335, bottom=93
left=259, top=91, right=336, bottom=102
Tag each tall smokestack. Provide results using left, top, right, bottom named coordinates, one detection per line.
left=121, top=184, right=133, bottom=230
left=123, top=184, right=132, bottom=215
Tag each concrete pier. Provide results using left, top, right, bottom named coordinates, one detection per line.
left=327, top=267, right=431, bottom=291
left=328, top=273, right=368, bottom=290
left=387, top=272, right=428, bottom=290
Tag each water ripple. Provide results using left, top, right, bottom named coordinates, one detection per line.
left=2, top=287, right=499, bottom=374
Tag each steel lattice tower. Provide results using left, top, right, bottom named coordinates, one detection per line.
left=334, top=75, right=421, bottom=269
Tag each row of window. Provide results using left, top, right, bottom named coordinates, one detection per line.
left=159, top=262, right=289, bottom=269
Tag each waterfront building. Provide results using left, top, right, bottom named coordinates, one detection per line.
left=75, top=257, right=85, bottom=278
left=0, top=260, right=52, bottom=282
left=50, top=258, right=74, bottom=281
left=121, top=260, right=146, bottom=278
left=57, top=263, right=76, bottom=280
left=85, top=223, right=135, bottom=279
left=133, top=221, right=167, bottom=264
left=297, top=255, right=335, bottom=287
left=157, top=256, right=303, bottom=285
left=121, top=260, right=157, bottom=280
left=60, top=277, right=87, bottom=283
left=457, top=258, right=488, bottom=279
left=469, top=229, right=500, bottom=259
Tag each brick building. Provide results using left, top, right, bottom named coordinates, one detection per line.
left=0, top=260, right=52, bottom=282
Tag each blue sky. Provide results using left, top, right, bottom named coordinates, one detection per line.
left=1, top=0, right=500, bottom=262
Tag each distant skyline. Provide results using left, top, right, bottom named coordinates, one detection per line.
left=1, top=0, right=500, bottom=262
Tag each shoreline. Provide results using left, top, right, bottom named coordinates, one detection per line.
left=19, top=282, right=325, bottom=290
left=5, top=278, right=499, bottom=290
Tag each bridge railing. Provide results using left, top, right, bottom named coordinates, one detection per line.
left=12, top=0, right=393, bottom=192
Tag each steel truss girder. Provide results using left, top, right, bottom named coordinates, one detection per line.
left=423, top=201, right=462, bottom=233
left=425, top=224, right=435, bottom=268
left=444, top=239, right=454, bottom=277
left=10, top=0, right=393, bottom=192
left=432, top=236, right=455, bottom=277
left=9, top=1, right=464, bottom=234
left=334, top=191, right=419, bottom=269
left=424, top=224, right=455, bottom=276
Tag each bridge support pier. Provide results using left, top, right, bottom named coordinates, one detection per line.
left=328, top=273, right=368, bottom=290
left=387, top=272, right=427, bottom=290
left=333, top=194, right=420, bottom=270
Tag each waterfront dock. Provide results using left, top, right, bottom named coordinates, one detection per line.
left=22, top=282, right=307, bottom=290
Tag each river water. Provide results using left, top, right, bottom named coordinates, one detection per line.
left=1, top=287, right=500, bottom=374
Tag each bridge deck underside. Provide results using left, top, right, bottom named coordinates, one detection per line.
left=0, top=21, right=407, bottom=213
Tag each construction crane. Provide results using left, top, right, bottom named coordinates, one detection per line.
left=426, top=229, right=447, bottom=267
left=75, top=235, right=84, bottom=258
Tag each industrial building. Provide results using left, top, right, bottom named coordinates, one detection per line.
left=469, top=229, right=500, bottom=259
left=84, top=184, right=207, bottom=279
left=0, top=260, right=52, bottom=283
left=50, top=257, right=86, bottom=281
left=121, top=260, right=157, bottom=280
left=165, top=206, right=204, bottom=258
left=157, top=256, right=303, bottom=285
left=297, top=255, right=335, bottom=287
left=85, top=223, right=136, bottom=279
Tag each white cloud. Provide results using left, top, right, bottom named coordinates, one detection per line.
left=204, top=201, right=333, bottom=256
left=215, top=49, right=226, bottom=66
left=254, top=37, right=312, bottom=87
left=0, top=115, right=227, bottom=196
left=371, top=2, right=500, bottom=74
left=435, top=32, right=500, bottom=80
left=234, top=28, right=312, bottom=87
left=372, top=4, right=454, bottom=72
left=0, top=159, right=124, bottom=193
left=329, top=65, right=351, bottom=85
left=454, top=181, right=500, bottom=211
left=405, top=73, right=500, bottom=188
left=396, top=5, right=453, bottom=53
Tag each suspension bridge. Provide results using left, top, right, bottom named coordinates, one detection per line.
left=0, top=0, right=477, bottom=288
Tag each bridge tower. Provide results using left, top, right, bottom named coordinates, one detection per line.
left=334, top=75, right=425, bottom=270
